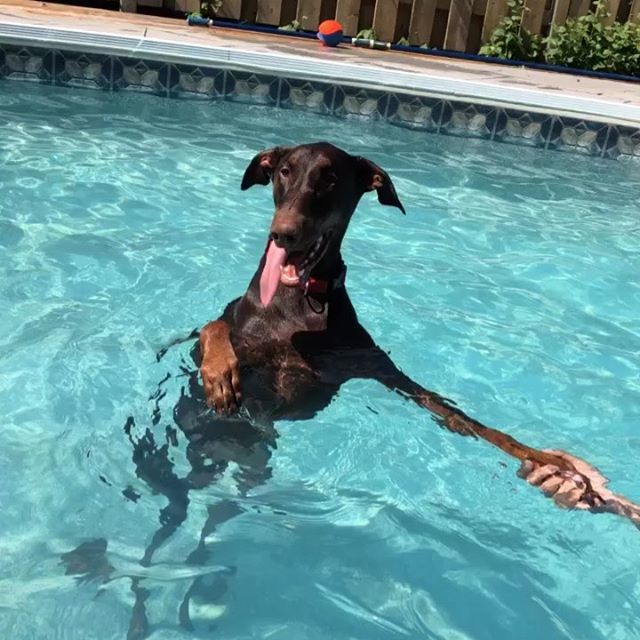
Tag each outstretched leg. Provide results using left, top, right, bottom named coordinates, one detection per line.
left=346, top=346, right=640, bottom=527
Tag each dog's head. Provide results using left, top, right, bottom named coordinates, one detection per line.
left=241, top=143, right=405, bottom=301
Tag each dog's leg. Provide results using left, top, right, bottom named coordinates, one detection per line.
left=121, top=422, right=194, bottom=639
left=355, top=348, right=640, bottom=527
left=128, top=426, right=194, bottom=567
left=127, top=578, right=150, bottom=640
left=176, top=429, right=274, bottom=631
left=176, top=497, right=242, bottom=632
left=199, top=319, right=242, bottom=413
left=155, top=328, right=200, bottom=362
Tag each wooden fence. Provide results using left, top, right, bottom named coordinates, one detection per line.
left=133, top=0, right=640, bottom=54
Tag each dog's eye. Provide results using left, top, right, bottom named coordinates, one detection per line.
left=318, top=172, right=336, bottom=193
left=280, top=166, right=290, bottom=178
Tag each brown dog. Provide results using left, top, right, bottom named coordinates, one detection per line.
left=197, top=142, right=615, bottom=514
left=67, top=143, right=637, bottom=638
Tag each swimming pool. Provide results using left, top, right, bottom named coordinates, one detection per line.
left=1, top=81, right=639, bottom=639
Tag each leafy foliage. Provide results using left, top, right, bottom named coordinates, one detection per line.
left=545, top=2, right=640, bottom=75
left=279, top=19, right=303, bottom=32
left=200, top=0, right=222, bottom=18
left=480, top=0, right=640, bottom=76
left=355, top=28, right=377, bottom=40
left=479, top=0, right=543, bottom=61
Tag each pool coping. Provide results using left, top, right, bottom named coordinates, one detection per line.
left=0, top=2, right=639, bottom=159
left=2, top=20, right=640, bottom=129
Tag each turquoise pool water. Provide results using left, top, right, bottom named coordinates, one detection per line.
left=1, top=82, right=639, bottom=639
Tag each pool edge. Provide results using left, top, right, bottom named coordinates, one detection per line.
left=0, top=21, right=639, bottom=161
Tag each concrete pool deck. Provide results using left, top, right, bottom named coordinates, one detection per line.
left=0, top=0, right=639, bottom=128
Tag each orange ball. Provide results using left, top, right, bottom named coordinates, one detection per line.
left=317, top=19, right=343, bottom=46
left=318, top=19, right=343, bottom=36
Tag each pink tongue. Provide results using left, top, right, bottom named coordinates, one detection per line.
left=260, top=241, right=287, bottom=307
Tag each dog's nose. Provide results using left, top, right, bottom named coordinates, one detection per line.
left=269, top=226, right=298, bottom=249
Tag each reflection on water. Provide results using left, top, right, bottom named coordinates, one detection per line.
left=2, top=82, right=640, bottom=640
left=64, top=338, right=276, bottom=636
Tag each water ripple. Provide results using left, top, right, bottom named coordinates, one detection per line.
left=1, top=81, right=639, bottom=640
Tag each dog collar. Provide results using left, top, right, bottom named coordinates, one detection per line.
left=303, top=264, right=347, bottom=297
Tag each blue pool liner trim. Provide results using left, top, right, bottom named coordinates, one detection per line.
left=1, top=21, right=638, bottom=128
left=0, top=27, right=638, bottom=161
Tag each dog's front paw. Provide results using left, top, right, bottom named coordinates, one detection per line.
left=517, top=450, right=608, bottom=511
left=200, top=354, right=242, bottom=414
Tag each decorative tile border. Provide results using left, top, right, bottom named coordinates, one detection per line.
left=0, top=43, right=53, bottom=83
left=438, top=101, right=501, bottom=139
left=386, top=94, right=442, bottom=132
left=278, top=78, right=335, bottom=115
left=332, top=85, right=390, bottom=120
left=169, top=63, right=226, bottom=99
left=112, top=56, right=171, bottom=95
left=604, top=125, right=640, bottom=159
left=53, top=49, right=111, bottom=89
left=493, top=108, right=555, bottom=148
left=224, top=69, right=279, bottom=106
left=546, top=116, right=611, bottom=155
left=0, top=42, right=638, bottom=160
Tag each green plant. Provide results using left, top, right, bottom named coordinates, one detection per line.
left=279, top=19, right=303, bottom=32
left=396, top=36, right=411, bottom=46
left=605, top=21, right=640, bottom=75
left=479, top=0, right=543, bottom=61
left=200, top=0, right=222, bottom=19
left=355, top=28, right=377, bottom=40
left=545, top=0, right=640, bottom=75
left=481, top=0, right=640, bottom=75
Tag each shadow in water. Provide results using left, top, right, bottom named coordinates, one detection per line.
left=62, top=338, right=277, bottom=638
left=58, top=337, right=618, bottom=639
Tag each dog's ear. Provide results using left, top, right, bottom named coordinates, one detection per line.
left=241, top=146, right=292, bottom=190
left=355, top=156, right=406, bottom=214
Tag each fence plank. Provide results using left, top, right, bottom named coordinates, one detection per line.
left=481, top=0, right=508, bottom=42
left=373, top=0, right=400, bottom=41
left=218, top=0, right=243, bottom=18
left=472, top=0, right=486, bottom=13
left=257, top=0, right=283, bottom=23
left=320, top=0, right=339, bottom=22
left=549, top=0, right=571, bottom=31
left=297, top=0, right=323, bottom=29
left=522, top=0, right=545, bottom=33
left=239, top=0, right=258, bottom=20
left=444, top=0, right=474, bottom=50
left=395, top=0, right=413, bottom=38
left=359, top=0, right=376, bottom=31
left=335, top=0, right=361, bottom=33
left=631, top=0, right=640, bottom=21
left=601, top=0, right=622, bottom=24
left=409, top=0, right=438, bottom=44
left=568, top=0, right=591, bottom=17
left=437, top=0, right=488, bottom=12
